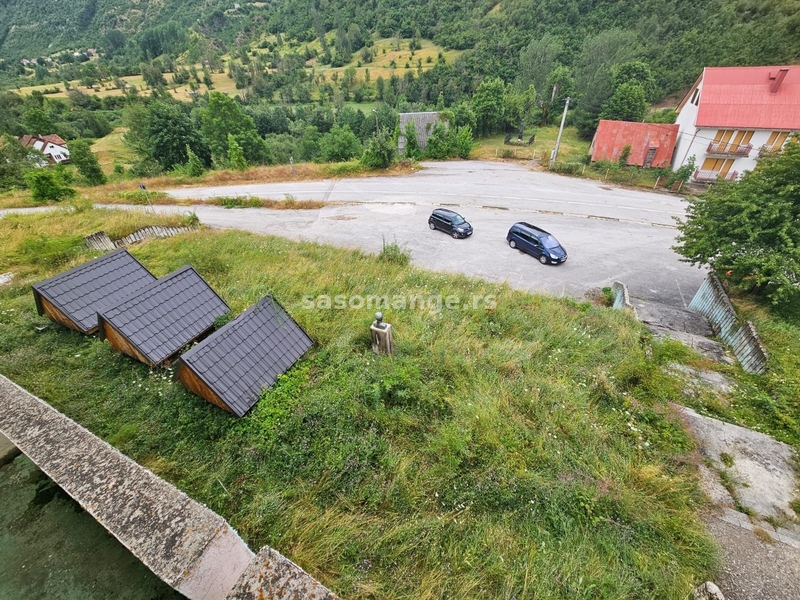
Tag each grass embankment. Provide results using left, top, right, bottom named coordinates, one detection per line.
left=0, top=209, right=716, bottom=599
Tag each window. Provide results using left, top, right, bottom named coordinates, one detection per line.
left=765, top=131, right=789, bottom=151
left=690, top=87, right=700, bottom=106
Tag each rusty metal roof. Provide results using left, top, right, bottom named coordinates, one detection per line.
left=176, top=295, right=313, bottom=417
left=591, top=120, right=679, bottom=167
left=32, top=249, right=157, bottom=334
left=98, top=266, right=229, bottom=366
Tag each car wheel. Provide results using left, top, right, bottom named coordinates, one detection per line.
left=539, top=254, right=548, bottom=265
left=509, top=239, right=517, bottom=249
left=429, top=222, right=436, bottom=230
left=452, top=230, right=459, bottom=239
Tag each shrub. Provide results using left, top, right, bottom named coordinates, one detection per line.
left=24, top=167, right=76, bottom=202
left=319, top=125, right=362, bottom=162
left=361, top=129, right=396, bottom=169
left=186, top=145, right=205, bottom=177
left=618, top=144, right=632, bottom=166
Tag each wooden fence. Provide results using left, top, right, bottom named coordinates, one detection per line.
left=688, top=273, right=769, bottom=374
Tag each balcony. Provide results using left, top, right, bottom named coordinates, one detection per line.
left=706, top=141, right=753, bottom=157
left=693, top=169, right=739, bottom=183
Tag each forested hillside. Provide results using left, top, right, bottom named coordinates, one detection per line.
left=3, top=0, right=799, bottom=98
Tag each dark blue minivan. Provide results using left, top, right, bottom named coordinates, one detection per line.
left=506, top=222, right=568, bottom=265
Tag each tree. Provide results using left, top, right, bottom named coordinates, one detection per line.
left=504, top=84, right=536, bottom=134
left=611, top=61, right=658, bottom=102
left=186, top=146, right=205, bottom=177
left=573, top=30, right=640, bottom=138
left=130, top=101, right=209, bottom=171
left=361, top=129, right=396, bottom=169
left=67, top=139, right=106, bottom=185
left=0, top=135, right=41, bottom=190
left=599, top=83, right=648, bottom=122
left=319, top=125, right=362, bottom=162
left=402, top=121, right=421, bottom=159
left=200, top=92, right=267, bottom=164
left=517, top=34, right=563, bottom=97
left=471, top=77, right=505, bottom=136
left=226, top=134, right=248, bottom=170
left=23, top=108, right=54, bottom=135
left=675, top=140, right=800, bottom=304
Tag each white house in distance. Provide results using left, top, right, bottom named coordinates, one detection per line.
left=672, top=65, right=800, bottom=182
left=19, top=134, right=71, bottom=165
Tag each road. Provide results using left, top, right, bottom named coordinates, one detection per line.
left=161, top=161, right=705, bottom=307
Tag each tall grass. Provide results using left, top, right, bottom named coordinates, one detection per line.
left=0, top=209, right=716, bottom=599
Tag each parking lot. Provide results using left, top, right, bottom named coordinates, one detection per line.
left=162, top=161, right=707, bottom=307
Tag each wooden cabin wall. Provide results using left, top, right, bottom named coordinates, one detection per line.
left=177, top=365, right=232, bottom=414
left=38, top=295, right=85, bottom=333
left=100, top=320, right=154, bottom=367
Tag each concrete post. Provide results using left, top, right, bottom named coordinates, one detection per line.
left=370, top=312, right=394, bottom=355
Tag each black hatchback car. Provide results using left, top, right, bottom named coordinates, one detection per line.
left=428, top=208, right=473, bottom=239
left=506, top=222, right=567, bottom=265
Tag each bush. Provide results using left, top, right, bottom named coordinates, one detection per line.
left=319, top=124, right=362, bottom=162
left=361, top=129, right=396, bottom=169
left=24, top=167, right=76, bottom=202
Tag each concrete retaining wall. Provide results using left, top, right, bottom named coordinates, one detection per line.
left=0, top=375, right=340, bottom=600
left=688, top=273, right=769, bottom=374
left=85, top=226, right=196, bottom=252
left=612, top=281, right=637, bottom=317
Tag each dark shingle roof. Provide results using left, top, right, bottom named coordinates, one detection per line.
left=177, top=295, right=313, bottom=417
left=32, top=249, right=157, bottom=333
left=98, top=266, right=229, bottom=366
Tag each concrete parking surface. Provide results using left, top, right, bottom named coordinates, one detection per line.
left=162, top=161, right=706, bottom=307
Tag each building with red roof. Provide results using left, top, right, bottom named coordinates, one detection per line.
left=19, top=134, right=70, bottom=165
left=672, top=66, right=800, bottom=182
left=590, top=120, right=679, bottom=167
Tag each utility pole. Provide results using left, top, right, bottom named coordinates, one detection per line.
left=551, top=96, right=570, bottom=166
left=372, top=108, right=379, bottom=134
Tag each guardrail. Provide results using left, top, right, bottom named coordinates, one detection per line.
left=688, top=273, right=769, bottom=374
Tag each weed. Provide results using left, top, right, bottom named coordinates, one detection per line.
left=720, top=452, right=734, bottom=468
left=753, top=527, right=774, bottom=544
left=378, top=237, right=411, bottom=266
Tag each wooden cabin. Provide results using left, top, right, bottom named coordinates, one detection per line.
left=97, top=266, right=229, bottom=367
left=32, top=249, right=156, bottom=334
left=174, top=295, right=313, bottom=416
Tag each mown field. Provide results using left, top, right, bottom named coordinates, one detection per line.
left=0, top=208, right=720, bottom=599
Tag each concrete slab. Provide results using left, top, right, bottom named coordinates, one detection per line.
left=678, top=406, right=799, bottom=523
left=0, top=375, right=253, bottom=600
left=0, top=431, right=21, bottom=467
left=226, top=546, right=340, bottom=600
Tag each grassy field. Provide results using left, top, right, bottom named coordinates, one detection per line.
left=0, top=208, right=719, bottom=599
left=14, top=70, right=236, bottom=102
left=471, top=127, right=590, bottom=164
left=91, top=127, right=137, bottom=171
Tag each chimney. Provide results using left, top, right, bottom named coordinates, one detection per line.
left=769, top=68, right=789, bottom=93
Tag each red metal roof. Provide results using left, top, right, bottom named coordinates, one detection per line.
left=591, top=121, right=679, bottom=167
left=696, top=66, right=800, bottom=129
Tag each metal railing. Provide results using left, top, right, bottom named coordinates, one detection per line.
left=693, top=169, right=739, bottom=182
left=706, top=142, right=752, bottom=156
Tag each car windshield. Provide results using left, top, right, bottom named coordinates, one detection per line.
left=450, top=215, right=465, bottom=225
left=540, top=234, right=560, bottom=249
